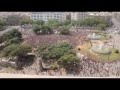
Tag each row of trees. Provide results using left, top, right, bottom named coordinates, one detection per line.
left=72, top=17, right=112, bottom=30
left=32, top=25, right=53, bottom=35
left=0, top=15, right=112, bottom=27
left=32, top=24, right=70, bottom=35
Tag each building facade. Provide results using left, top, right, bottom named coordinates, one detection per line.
left=30, top=12, right=114, bottom=22
left=71, top=12, right=91, bottom=21
left=30, top=12, right=67, bottom=22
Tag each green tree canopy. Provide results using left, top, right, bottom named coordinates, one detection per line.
left=59, top=26, right=70, bottom=35
left=58, top=54, right=80, bottom=70
left=20, top=16, right=33, bottom=25
left=33, top=25, right=53, bottom=35
left=46, top=19, right=62, bottom=29
left=2, top=29, right=22, bottom=41
left=0, top=29, right=22, bottom=46
left=79, top=17, right=110, bottom=28
left=2, top=44, right=32, bottom=57
left=33, top=20, right=44, bottom=26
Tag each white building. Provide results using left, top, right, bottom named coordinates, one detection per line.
left=30, top=12, right=67, bottom=22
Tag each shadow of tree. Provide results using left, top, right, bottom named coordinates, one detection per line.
left=65, top=65, right=82, bottom=75
left=16, top=55, right=35, bottom=70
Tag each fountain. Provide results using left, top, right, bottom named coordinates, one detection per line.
left=76, top=31, right=120, bottom=62
left=88, top=33, right=102, bottom=40
left=90, top=42, right=111, bottom=55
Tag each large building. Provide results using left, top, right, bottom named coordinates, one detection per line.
left=71, top=12, right=89, bottom=21
left=30, top=12, right=114, bottom=22
left=71, top=12, right=113, bottom=21
left=30, top=12, right=68, bottom=22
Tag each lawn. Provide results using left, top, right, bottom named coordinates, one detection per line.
left=90, top=30, right=111, bottom=40
left=76, top=42, right=120, bottom=63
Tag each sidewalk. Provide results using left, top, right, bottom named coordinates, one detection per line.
left=0, top=73, right=119, bottom=78
left=0, top=73, right=73, bottom=78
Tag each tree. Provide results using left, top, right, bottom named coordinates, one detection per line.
left=20, top=16, right=33, bottom=25
left=1, top=44, right=32, bottom=69
left=46, top=19, right=61, bottom=29
left=97, top=24, right=107, bottom=30
left=2, top=29, right=22, bottom=43
left=0, top=19, right=7, bottom=31
left=59, top=26, right=70, bottom=35
left=0, top=29, right=22, bottom=48
left=33, top=20, right=44, bottom=26
left=2, top=44, right=32, bottom=58
left=79, top=17, right=110, bottom=29
left=58, top=54, right=80, bottom=71
left=33, top=25, right=53, bottom=35
left=35, top=44, right=49, bottom=56
left=62, top=20, right=71, bottom=26
left=38, top=42, right=73, bottom=61
left=0, top=19, right=6, bottom=26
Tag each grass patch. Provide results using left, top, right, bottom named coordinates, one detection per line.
left=76, top=42, right=120, bottom=62
left=89, top=30, right=111, bottom=40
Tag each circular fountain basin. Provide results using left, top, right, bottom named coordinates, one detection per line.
left=90, top=45, right=111, bottom=55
